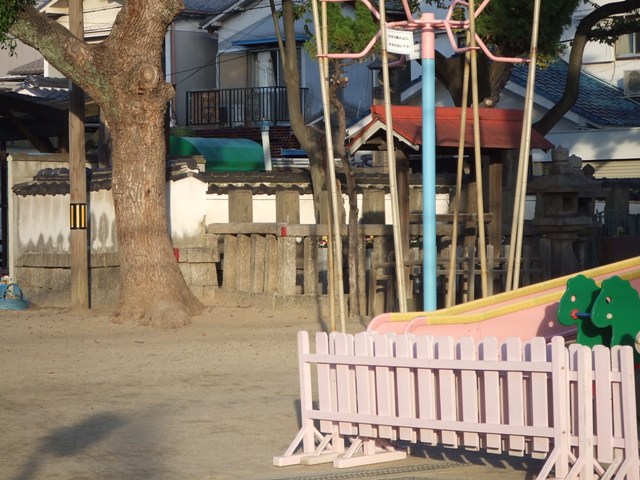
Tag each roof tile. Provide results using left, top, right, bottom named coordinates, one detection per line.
left=510, top=60, right=640, bottom=127
left=183, top=0, right=231, bottom=15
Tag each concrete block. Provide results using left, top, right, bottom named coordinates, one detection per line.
left=178, top=263, right=192, bottom=284
left=198, top=286, right=216, bottom=305
left=17, top=253, right=71, bottom=268
left=202, top=234, right=218, bottom=249
left=190, top=262, right=216, bottom=286
left=90, top=253, right=121, bottom=268
left=185, top=247, right=219, bottom=263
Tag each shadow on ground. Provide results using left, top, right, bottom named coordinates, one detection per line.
left=11, top=412, right=126, bottom=480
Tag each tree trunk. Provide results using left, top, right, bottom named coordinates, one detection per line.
left=271, top=0, right=328, bottom=222
left=534, top=0, right=640, bottom=135
left=330, top=67, right=360, bottom=317
left=109, top=100, right=202, bottom=327
left=11, top=1, right=203, bottom=327
left=435, top=53, right=497, bottom=106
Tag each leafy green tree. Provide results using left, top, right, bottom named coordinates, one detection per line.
left=4, top=0, right=202, bottom=327
left=436, top=0, right=583, bottom=107
left=0, top=0, right=34, bottom=53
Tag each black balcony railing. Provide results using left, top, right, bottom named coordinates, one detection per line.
left=186, top=87, right=309, bottom=127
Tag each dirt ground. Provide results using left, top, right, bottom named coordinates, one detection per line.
left=1, top=304, right=542, bottom=480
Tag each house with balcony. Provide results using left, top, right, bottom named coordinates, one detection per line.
left=189, top=0, right=374, bottom=134
left=39, top=0, right=221, bottom=129
left=0, top=0, right=221, bottom=148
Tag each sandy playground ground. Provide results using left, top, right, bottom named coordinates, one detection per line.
left=1, top=303, right=542, bottom=480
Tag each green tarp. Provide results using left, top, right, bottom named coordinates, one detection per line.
left=169, top=136, right=264, bottom=172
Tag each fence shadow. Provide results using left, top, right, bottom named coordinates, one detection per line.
left=408, top=443, right=544, bottom=479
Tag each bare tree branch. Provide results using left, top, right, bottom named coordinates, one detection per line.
left=534, top=0, right=640, bottom=135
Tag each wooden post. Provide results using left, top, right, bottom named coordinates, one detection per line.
left=69, top=0, right=89, bottom=309
left=303, top=236, right=319, bottom=295
left=0, top=149, right=7, bottom=271
left=251, top=234, right=266, bottom=293
left=488, top=154, right=502, bottom=256
left=228, top=189, right=253, bottom=223
left=362, top=189, right=385, bottom=224
left=397, top=154, right=410, bottom=306
left=275, top=189, right=300, bottom=224
left=236, top=234, right=252, bottom=292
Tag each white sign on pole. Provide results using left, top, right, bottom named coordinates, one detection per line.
left=386, top=29, right=414, bottom=55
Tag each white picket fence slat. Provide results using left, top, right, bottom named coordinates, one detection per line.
left=274, top=331, right=640, bottom=479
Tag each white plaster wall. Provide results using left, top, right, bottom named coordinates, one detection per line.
left=205, top=195, right=229, bottom=224
left=545, top=128, right=640, bottom=162
left=203, top=192, right=451, bottom=226
left=90, top=189, right=117, bottom=252
left=16, top=194, right=69, bottom=253
left=14, top=176, right=509, bottom=256
left=167, top=176, right=208, bottom=239
left=16, top=189, right=119, bottom=255
left=205, top=193, right=316, bottom=225
left=15, top=175, right=209, bottom=256
left=299, top=194, right=316, bottom=224
left=253, top=194, right=276, bottom=223
left=384, top=193, right=450, bottom=224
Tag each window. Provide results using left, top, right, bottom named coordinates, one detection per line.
left=615, top=32, right=640, bottom=58
left=249, top=47, right=302, bottom=87
left=250, top=51, right=278, bottom=87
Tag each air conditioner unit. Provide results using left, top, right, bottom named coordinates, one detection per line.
left=623, top=70, right=640, bottom=97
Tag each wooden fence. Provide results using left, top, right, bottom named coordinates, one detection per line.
left=274, top=331, right=639, bottom=479
left=206, top=223, right=542, bottom=314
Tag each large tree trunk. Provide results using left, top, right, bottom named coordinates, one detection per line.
left=109, top=99, right=202, bottom=327
left=11, top=1, right=203, bottom=327
left=435, top=52, right=499, bottom=107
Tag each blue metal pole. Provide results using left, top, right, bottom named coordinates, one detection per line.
left=422, top=14, right=437, bottom=311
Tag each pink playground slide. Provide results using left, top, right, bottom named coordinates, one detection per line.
left=367, top=257, right=640, bottom=342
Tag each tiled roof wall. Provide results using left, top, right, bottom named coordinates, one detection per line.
left=511, top=60, right=640, bottom=127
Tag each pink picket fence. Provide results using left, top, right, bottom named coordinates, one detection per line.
left=274, top=331, right=639, bottom=479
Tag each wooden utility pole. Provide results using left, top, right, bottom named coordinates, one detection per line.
left=69, top=0, right=89, bottom=308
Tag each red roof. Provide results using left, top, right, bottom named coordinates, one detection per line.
left=349, top=105, right=554, bottom=151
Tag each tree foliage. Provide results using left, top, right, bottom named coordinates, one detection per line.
left=474, top=0, right=582, bottom=61
left=304, top=1, right=380, bottom=62
left=0, top=0, right=35, bottom=53
left=430, top=0, right=584, bottom=106
left=590, top=8, right=640, bottom=44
